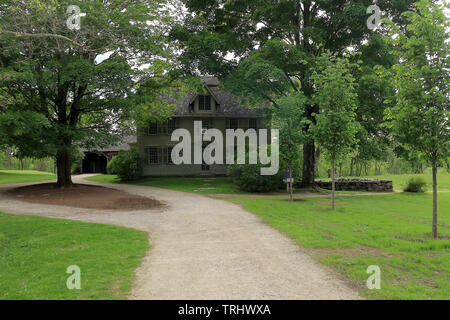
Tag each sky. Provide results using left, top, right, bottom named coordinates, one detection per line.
left=95, top=0, right=450, bottom=66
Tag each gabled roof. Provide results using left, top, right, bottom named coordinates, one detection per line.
left=166, top=77, right=267, bottom=118
left=82, top=135, right=137, bottom=153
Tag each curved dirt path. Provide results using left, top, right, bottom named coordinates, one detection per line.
left=0, top=175, right=361, bottom=300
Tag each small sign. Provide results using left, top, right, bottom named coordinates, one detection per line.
left=283, top=178, right=294, bottom=183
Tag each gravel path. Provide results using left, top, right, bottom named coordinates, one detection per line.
left=0, top=175, right=361, bottom=300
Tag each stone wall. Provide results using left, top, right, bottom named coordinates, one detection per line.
left=313, top=179, right=393, bottom=192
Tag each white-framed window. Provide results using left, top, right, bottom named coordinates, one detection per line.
left=148, top=120, right=179, bottom=136
left=148, top=147, right=161, bottom=164
left=199, top=119, right=214, bottom=135
left=228, top=118, right=239, bottom=130
left=167, top=119, right=179, bottom=134
left=249, top=118, right=258, bottom=130
left=199, top=95, right=211, bottom=111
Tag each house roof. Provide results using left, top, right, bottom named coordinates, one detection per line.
left=82, top=135, right=137, bottom=153
left=166, top=77, right=268, bottom=118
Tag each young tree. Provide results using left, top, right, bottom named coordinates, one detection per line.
left=0, top=0, right=177, bottom=187
left=312, top=53, right=359, bottom=211
left=384, top=0, right=449, bottom=238
left=271, top=92, right=309, bottom=200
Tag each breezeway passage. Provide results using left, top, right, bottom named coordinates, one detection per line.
left=0, top=175, right=361, bottom=300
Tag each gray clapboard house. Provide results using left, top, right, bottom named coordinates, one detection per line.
left=137, top=77, right=268, bottom=176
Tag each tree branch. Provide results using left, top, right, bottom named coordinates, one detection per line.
left=0, top=30, right=88, bottom=49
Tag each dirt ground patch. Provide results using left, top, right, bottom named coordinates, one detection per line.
left=288, top=198, right=306, bottom=202
left=311, top=245, right=395, bottom=259
left=7, top=183, right=164, bottom=210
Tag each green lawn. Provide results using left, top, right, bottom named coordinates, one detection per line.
left=227, top=192, right=450, bottom=300
left=342, top=170, right=450, bottom=191
left=86, top=174, right=247, bottom=195
left=0, top=170, right=56, bottom=184
left=0, top=212, right=149, bottom=300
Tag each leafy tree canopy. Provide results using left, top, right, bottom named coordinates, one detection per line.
left=172, top=0, right=417, bottom=185
left=0, top=0, right=179, bottom=186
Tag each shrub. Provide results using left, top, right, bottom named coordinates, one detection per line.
left=228, top=163, right=284, bottom=193
left=403, top=177, right=427, bottom=193
left=107, top=147, right=143, bottom=181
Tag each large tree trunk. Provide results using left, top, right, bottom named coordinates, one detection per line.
left=331, top=157, right=336, bottom=211
left=56, top=148, right=72, bottom=188
left=432, top=166, right=438, bottom=239
left=301, top=142, right=315, bottom=187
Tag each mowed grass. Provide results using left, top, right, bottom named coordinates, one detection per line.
left=227, top=193, right=450, bottom=300
left=0, top=212, right=149, bottom=300
left=0, top=170, right=56, bottom=184
left=345, top=170, right=450, bottom=191
left=86, top=174, right=246, bottom=195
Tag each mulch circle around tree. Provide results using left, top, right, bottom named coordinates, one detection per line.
left=7, top=183, right=164, bottom=211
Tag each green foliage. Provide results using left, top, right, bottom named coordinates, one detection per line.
left=271, top=92, right=309, bottom=172
left=383, top=0, right=448, bottom=237
left=353, top=35, right=395, bottom=165
left=0, top=112, right=53, bottom=157
left=404, top=177, right=427, bottom=193
left=311, top=53, right=360, bottom=162
left=0, top=0, right=178, bottom=185
left=384, top=0, right=450, bottom=167
left=228, top=163, right=283, bottom=193
left=173, top=0, right=417, bottom=184
left=107, top=147, right=143, bottom=182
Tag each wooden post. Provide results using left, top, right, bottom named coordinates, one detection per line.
left=432, top=166, right=438, bottom=239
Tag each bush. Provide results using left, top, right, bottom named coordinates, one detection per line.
left=107, top=147, right=143, bottom=181
left=403, top=177, right=427, bottom=193
left=228, top=163, right=284, bottom=193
